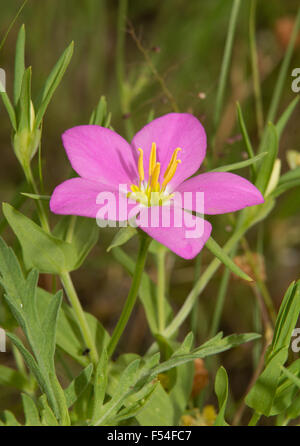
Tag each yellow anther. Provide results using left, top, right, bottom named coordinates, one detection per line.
left=138, top=148, right=144, bottom=183
left=149, top=142, right=157, bottom=177
left=164, top=148, right=181, bottom=179
left=130, top=184, right=140, bottom=193
left=150, top=162, right=161, bottom=190
left=162, top=159, right=181, bottom=189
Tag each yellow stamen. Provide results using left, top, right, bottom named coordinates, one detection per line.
left=138, top=148, right=144, bottom=184
left=149, top=142, right=157, bottom=177
left=150, top=162, right=161, bottom=190
left=162, top=159, right=181, bottom=189
left=130, top=184, right=139, bottom=193
left=164, top=148, right=181, bottom=179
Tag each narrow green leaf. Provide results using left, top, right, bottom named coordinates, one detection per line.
left=0, top=92, right=17, bottom=130
left=211, top=152, right=266, bottom=173
left=35, top=42, right=74, bottom=128
left=14, top=24, right=26, bottom=105
left=214, top=0, right=241, bottom=129
left=20, top=192, right=50, bottom=200
left=17, top=66, right=32, bottom=131
left=276, top=96, right=299, bottom=140
left=21, top=394, right=42, bottom=426
left=2, top=202, right=71, bottom=273
left=0, top=365, right=28, bottom=391
left=214, top=366, right=229, bottom=426
left=255, top=123, right=278, bottom=194
left=92, top=350, right=108, bottom=422
left=205, top=237, right=252, bottom=282
left=65, top=364, right=94, bottom=408
left=236, top=102, right=255, bottom=159
left=107, top=227, right=137, bottom=252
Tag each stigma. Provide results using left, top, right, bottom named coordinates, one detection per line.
left=129, top=142, right=181, bottom=206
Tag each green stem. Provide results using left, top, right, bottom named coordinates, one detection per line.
left=107, top=234, right=150, bottom=358
left=266, top=7, right=300, bottom=123
left=248, top=411, right=261, bottom=426
left=60, top=271, right=99, bottom=367
left=213, top=0, right=241, bottom=133
left=24, top=164, right=50, bottom=233
left=116, top=0, right=134, bottom=139
left=157, top=246, right=167, bottom=333
left=249, top=0, right=264, bottom=137
left=163, top=220, right=249, bottom=338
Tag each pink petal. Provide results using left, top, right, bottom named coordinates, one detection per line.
left=131, top=113, right=206, bottom=190
left=50, top=177, right=137, bottom=221
left=62, top=125, right=138, bottom=188
left=176, top=172, right=264, bottom=214
left=137, top=205, right=212, bottom=259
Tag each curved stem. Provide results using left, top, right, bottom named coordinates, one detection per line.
left=24, top=164, right=50, bottom=233
left=60, top=271, right=99, bottom=367
left=107, top=233, right=150, bottom=359
left=157, top=246, right=166, bottom=333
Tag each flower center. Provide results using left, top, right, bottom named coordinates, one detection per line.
left=129, top=142, right=182, bottom=207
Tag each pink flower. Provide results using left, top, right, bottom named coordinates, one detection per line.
left=50, top=113, right=264, bottom=259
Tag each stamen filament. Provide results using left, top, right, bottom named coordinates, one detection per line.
left=138, top=148, right=144, bottom=186
left=149, top=142, right=157, bottom=177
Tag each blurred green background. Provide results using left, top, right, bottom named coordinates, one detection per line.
left=1, top=0, right=300, bottom=423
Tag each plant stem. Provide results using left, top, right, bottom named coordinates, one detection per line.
left=157, top=246, right=167, bottom=333
left=248, top=411, right=261, bottom=426
left=163, top=220, right=249, bottom=338
left=249, top=0, right=264, bottom=137
left=24, top=164, right=50, bottom=233
left=60, top=270, right=99, bottom=367
left=128, top=23, right=179, bottom=113
left=116, top=0, right=134, bottom=139
left=107, top=234, right=150, bottom=359
left=213, top=0, right=241, bottom=133
left=266, top=7, right=300, bottom=123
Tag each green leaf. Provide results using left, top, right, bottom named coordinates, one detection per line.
left=53, top=215, right=99, bottom=270
left=205, top=237, right=252, bottom=282
left=246, top=348, right=288, bottom=416
left=211, top=152, right=266, bottom=174
left=107, top=226, right=137, bottom=252
left=0, top=410, right=21, bottom=426
left=91, top=350, right=108, bottom=422
left=214, top=366, right=229, bottom=426
left=14, top=24, right=26, bottom=106
left=276, top=96, right=299, bottom=140
left=39, top=395, right=59, bottom=426
left=136, top=384, right=174, bottom=426
left=64, top=364, right=94, bottom=408
left=255, top=123, right=278, bottom=195
left=21, top=393, right=42, bottom=426
left=20, top=192, right=50, bottom=200
left=93, top=359, right=141, bottom=426
left=236, top=102, right=255, bottom=159
left=0, top=365, right=28, bottom=391
left=246, top=280, right=300, bottom=416
left=3, top=202, right=71, bottom=273
left=35, top=41, right=74, bottom=128
left=270, top=359, right=300, bottom=416
left=151, top=333, right=260, bottom=376
left=0, top=92, right=17, bottom=130
left=89, top=96, right=111, bottom=127
left=17, top=66, right=32, bottom=131
left=36, top=287, right=110, bottom=366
